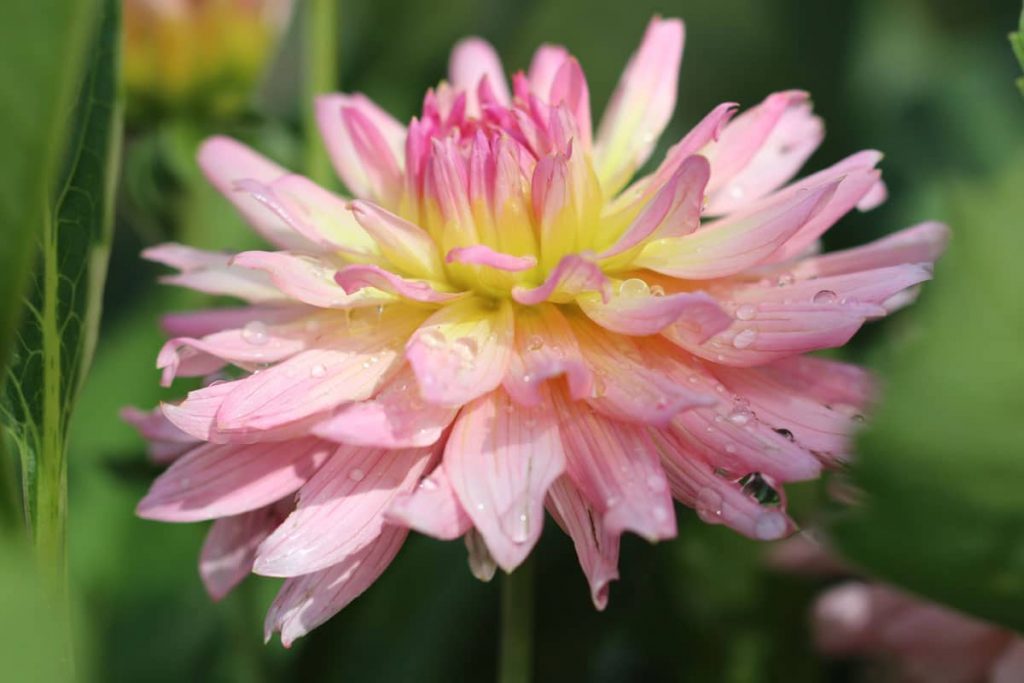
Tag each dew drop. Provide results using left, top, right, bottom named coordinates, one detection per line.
left=754, top=511, right=788, bottom=540
left=348, top=468, right=365, bottom=482
left=735, top=304, right=757, bottom=321
left=776, top=273, right=795, bottom=287
left=727, top=402, right=753, bottom=426
left=646, top=474, right=667, bottom=492
left=812, top=289, right=838, bottom=304
left=650, top=285, right=666, bottom=297
left=619, top=278, right=650, bottom=298
left=310, top=363, right=327, bottom=378
left=738, top=472, right=781, bottom=506
left=773, top=427, right=795, bottom=442
left=732, top=329, right=757, bottom=349
left=511, top=513, right=530, bottom=544
left=454, top=336, right=478, bottom=356
left=419, top=477, right=438, bottom=491
left=653, top=506, right=670, bottom=522
left=242, top=321, right=269, bottom=346
left=526, top=335, right=544, bottom=351
left=419, top=329, right=446, bottom=348
left=695, top=488, right=723, bottom=523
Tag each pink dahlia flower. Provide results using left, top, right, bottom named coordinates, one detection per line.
left=127, top=16, right=948, bottom=644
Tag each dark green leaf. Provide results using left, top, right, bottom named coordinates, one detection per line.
left=1011, top=5, right=1024, bottom=94
left=832, top=152, right=1024, bottom=632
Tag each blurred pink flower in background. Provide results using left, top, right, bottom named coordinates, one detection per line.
left=126, top=16, right=948, bottom=644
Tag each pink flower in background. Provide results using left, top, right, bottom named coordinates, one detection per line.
left=126, top=16, right=948, bottom=644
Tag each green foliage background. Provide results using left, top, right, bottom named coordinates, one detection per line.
left=1, top=0, right=1022, bottom=681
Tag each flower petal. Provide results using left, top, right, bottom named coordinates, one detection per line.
left=264, top=525, right=407, bottom=647
left=335, top=263, right=465, bottom=304
left=594, top=17, right=685, bottom=194
left=137, top=438, right=333, bottom=522
left=449, top=37, right=511, bottom=115
left=384, top=464, right=472, bottom=540
left=503, top=304, right=592, bottom=406
left=445, top=245, right=537, bottom=272
left=546, top=476, right=619, bottom=610
left=791, top=221, right=950, bottom=278
left=555, top=392, right=677, bottom=542
left=200, top=503, right=290, bottom=601
left=121, top=406, right=199, bottom=463
left=349, top=200, right=445, bottom=279
left=445, top=389, right=566, bottom=571
left=549, top=57, right=592, bottom=150
left=312, top=366, right=457, bottom=448
left=512, top=254, right=610, bottom=305
left=578, top=286, right=730, bottom=338
left=254, top=445, right=435, bottom=577
left=528, top=44, right=570, bottom=100
left=160, top=305, right=307, bottom=338
left=405, top=298, right=514, bottom=406
left=143, top=243, right=285, bottom=302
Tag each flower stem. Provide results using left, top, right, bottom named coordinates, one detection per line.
left=303, top=0, right=338, bottom=185
left=498, top=559, right=534, bottom=683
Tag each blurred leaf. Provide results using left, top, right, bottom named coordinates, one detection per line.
left=832, top=152, right=1024, bottom=632
left=0, top=0, right=101, bottom=384
left=1011, top=5, right=1024, bottom=94
left=1, top=0, right=122, bottom=540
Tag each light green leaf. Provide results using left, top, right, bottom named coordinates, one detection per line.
left=1, top=0, right=122, bottom=554
left=831, top=152, right=1024, bottom=632
left=1012, top=5, right=1024, bottom=94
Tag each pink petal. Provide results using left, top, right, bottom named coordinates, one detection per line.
left=121, top=406, right=199, bottom=463
left=445, top=389, right=566, bottom=571
left=528, top=44, right=570, bottom=98
left=384, top=464, right=472, bottom=540
left=197, top=136, right=317, bottom=251
left=512, top=254, right=609, bottom=305
left=316, top=94, right=406, bottom=203
left=405, top=298, right=514, bottom=406
left=555, top=392, right=677, bottom=542
left=764, top=356, right=874, bottom=408
left=254, top=445, right=435, bottom=576
left=264, top=525, right=407, bottom=646
left=137, top=438, right=333, bottom=522
left=448, top=37, right=511, bottom=115
left=705, top=91, right=824, bottom=214
left=445, top=245, right=537, bottom=272
left=160, top=306, right=307, bottom=338
left=651, top=428, right=796, bottom=541
left=335, top=263, right=465, bottom=304
left=791, top=221, right=950, bottom=278
left=578, top=287, right=730, bottom=338
left=994, top=641, right=1024, bottom=683
left=230, top=250, right=395, bottom=309
left=200, top=503, right=290, bottom=601
left=635, top=180, right=839, bottom=279
left=599, top=155, right=709, bottom=261
left=312, top=366, right=457, bottom=448
left=161, top=381, right=240, bottom=442
left=546, top=476, right=619, bottom=610
left=594, top=17, right=685, bottom=194
left=503, top=303, right=592, bottom=406
left=349, top=200, right=444, bottom=279
left=143, top=243, right=285, bottom=302
left=570, top=316, right=716, bottom=426
left=424, top=138, right=479, bottom=246
left=549, top=57, right=592, bottom=149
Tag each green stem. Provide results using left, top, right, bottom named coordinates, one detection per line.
left=497, top=559, right=534, bottom=683
left=303, top=0, right=338, bottom=185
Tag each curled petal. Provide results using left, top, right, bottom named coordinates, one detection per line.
left=385, top=464, right=472, bottom=540
left=137, top=438, right=333, bottom=522
left=143, top=243, right=284, bottom=302
left=264, top=526, right=407, bottom=647
left=546, top=477, right=619, bottom=610
left=594, top=17, right=685, bottom=194
left=406, top=298, right=514, bottom=406
left=503, top=303, right=592, bottom=406
left=349, top=200, right=444, bottom=279
left=335, top=264, right=466, bottom=304
left=254, top=445, right=435, bottom=577
left=445, top=389, right=566, bottom=572
left=445, top=245, right=537, bottom=272
left=578, top=287, right=730, bottom=338
left=200, top=503, right=290, bottom=601
left=512, top=254, right=609, bottom=305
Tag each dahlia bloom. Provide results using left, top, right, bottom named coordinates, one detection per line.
left=127, top=17, right=948, bottom=644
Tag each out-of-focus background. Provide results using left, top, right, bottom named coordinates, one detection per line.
left=6, top=0, right=1023, bottom=680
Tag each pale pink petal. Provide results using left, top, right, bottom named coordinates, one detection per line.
left=594, top=17, right=685, bottom=193
left=405, top=298, right=514, bottom=406
left=994, top=641, right=1024, bottom=683
left=528, top=44, right=570, bottom=98
left=445, top=245, right=537, bottom=272
left=512, top=254, right=609, bottom=305
left=856, top=177, right=888, bottom=211
left=445, top=389, right=566, bottom=571
left=349, top=200, right=445, bottom=279
left=233, top=175, right=380, bottom=256
left=316, top=94, right=405, bottom=203
left=197, top=136, right=317, bottom=251
left=230, top=250, right=395, bottom=309
left=143, top=243, right=285, bottom=302
left=384, top=464, right=472, bottom=540
left=635, top=180, right=839, bottom=279
left=555, top=392, right=677, bottom=542
left=570, top=316, right=716, bottom=426
left=137, top=438, right=333, bottom=522
left=449, top=37, right=511, bottom=115
left=765, top=356, right=874, bottom=408
left=200, top=503, right=290, bottom=601
left=264, top=525, right=407, bottom=646
left=334, top=263, right=465, bottom=304
left=161, top=381, right=240, bottom=442
left=546, top=476, right=619, bottom=609
left=121, top=406, right=199, bottom=463
left=503, top=303, right=592, bottom=406
left=651, top=428, right=796, bottom=541
left=598, top=155, right=709, bottom=260
left=578, top=287, right=730, bottom=338
left=791, top=221, right=950, bottom=278
left=312, top=366, right=457, bottom=448
left=160, top=306, right=307, bottom=338
left=254, top=445, right=436, bottom=577
left=549, top=57, right=592, bottom=149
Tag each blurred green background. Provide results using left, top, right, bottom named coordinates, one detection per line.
left=4, top=0, right=1023, bottom=681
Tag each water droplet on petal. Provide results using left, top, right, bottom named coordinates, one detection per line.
left=735, top=304, right=757, bottom=321
left=738, top=472, right=781, bottom=506
left=653, top=506, right=670, bottom=522
left=348, top=468, right=365, bottom=482
left=511, top=513, right=530, bottom=544
left=419, top=329, right=447, bottom=348
left=773, top=428, right=795, bottom=442
left=526, top=335, right=544, bottom=351
left=732, top=329, right=757, bottom=349
left=650, top=285, right=666, bottom=297
left=646, top=474, right=667, bottom=492
left=419, top=477, right=438, bottom=491
left=776, top=273, right=795, bottom=287
left=619, top=278, right=650, bottom=298
left=310, top=363, right=327, bottom=378
left=813, top=289, right=838, bottom=304
left=754, top=511, right=788, bottom=540
left=695, top=488, right=723, bottom=523
left=242, top=321, right=269, bottom=346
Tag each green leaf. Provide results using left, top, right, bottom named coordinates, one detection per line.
left=0, top=0, right=102, bottom=378
left=831, top=152, right=1024, bottom=632
left=1, top=0, right=122, bottom=559
left=1012, top=5, right=1024, bottom=95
